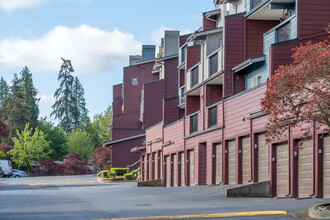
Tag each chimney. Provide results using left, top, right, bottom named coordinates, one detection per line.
left=164, top=30, right=180, bottom=57
left=129, top=55, right=142, bottom=66
left=142, top=45, right=156, bottom=61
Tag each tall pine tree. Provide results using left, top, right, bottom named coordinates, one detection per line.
left=51, top=58, right=75, bottom=133
left=20, top=66, right=40, bottom=129
left=0, top=74, right=30, bottom=145
left=72, top=77, right=87, bottom=131
left=0, top=77, right=8, bottom=108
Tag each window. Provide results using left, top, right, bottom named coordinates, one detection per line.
left=276, top=22, right=291, bottom=43
left=209, top=106, right=217, bottom=127
left=191, top=67, right=199, bottom=88
left=190, top=114, right=198, bottom=133
left=251, top=74, right=262, bottom=87
left=209, top=53, right=218, bottom=76
left=179, top=86, right=185, bottom=105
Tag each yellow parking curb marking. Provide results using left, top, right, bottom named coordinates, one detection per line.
left=104, top=210, right=288, bottom=220
left=0, top=181, right=96, bottom=187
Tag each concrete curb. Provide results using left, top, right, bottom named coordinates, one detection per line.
left=308, top=203, right=330, bottom=219
left=100, top=210, right=287, bottom=220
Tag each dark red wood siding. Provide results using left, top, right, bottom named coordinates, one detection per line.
left=163, top=97, right=179, bottom=126
left=186, top=95, right=200, bottom=115
left=246, top=20, right=279, bottom=59
left=224, top=14, right=245, bottom=97
left=180, top=34, right=191, bottom=47
left=186, top=45, right=201, bottom=70
left=143, top=80, right=165, bottom=129
left=111, top=137, right=144, bottom=168
left=164, top=58, right=179, bottom=98
left=203, top=13, right=216, bottom=31
left=297, top=0, right=330, bottom=38
left=206, top=84, right=222, bottom=106
left=123, top=61, right=154, bottom=113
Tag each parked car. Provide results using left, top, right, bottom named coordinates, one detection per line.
left=0, top=160, right=12, bottom=177
left=10, top=169, right=28, bottom=178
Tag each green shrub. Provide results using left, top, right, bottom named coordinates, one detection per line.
left=0, top=151, right=6, bottom=160
left=131, top=168, right=140, bottom=176
left=109, top=170, right=116, bottom=179
left=110, top=168, right=129, bottom=176
left=123, top=173, right=134, bottom=180
left=100, top=170, right=109, bottom=179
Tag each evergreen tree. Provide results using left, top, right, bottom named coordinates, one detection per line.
left=20, top=66, right=40, bottom=129
left=0, top=77, right=9, bottom=108
left=81, top=113, right=101, bottom=149
left=0, top=74, right=30, bottom=144
left=51, top=58, right=75, bottom=133
left=72, top=77, right=87, bottom=130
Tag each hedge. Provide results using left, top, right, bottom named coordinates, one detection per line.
left=110, top=168, right=128, bottom=176
left=123, top=173, right=134, bottom=180
left=100, top=170, right=109, bottom=179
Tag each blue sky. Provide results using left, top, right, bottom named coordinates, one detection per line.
left=0, top=0, right=214, bottom=122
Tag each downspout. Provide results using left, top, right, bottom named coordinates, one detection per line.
left=199, top=40, right=206, bottom=131
left=286, top=126, right=291, bottom=197
left=248, top=118, right=253, bottom=182
left=205, top=12, right=218, bottom=23
left=219, top=97, right=225, bottom=185
left=310, top=120, right=316, bottom=197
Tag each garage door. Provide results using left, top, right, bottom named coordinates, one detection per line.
left=242, top=136, right=251, bottom=184
left=180, top=152, right=185, bottom=186
left=324, top=135, right=330, bottom=198
left=173, top=154, right=178, bottom=187
left=228, top=140, right=236, bottom=184
left=159, top=151, right=163, bottom=179
left=276, top=142, right=289, bottom=197
left=166, top=155, right=171, bottom=187
left=257, top=133, right=268, bottom=182
left=188, top=150, right=194, bottom=186
left=214, top=143, right=222, bottom=184
left=298, top=139, right=313, bottom=198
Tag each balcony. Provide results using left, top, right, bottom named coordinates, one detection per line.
left=179, top=86, right=186, bottom=106
left=246, top=0, right=295, bottom=21
left=208, top=106, right=217, bottom=127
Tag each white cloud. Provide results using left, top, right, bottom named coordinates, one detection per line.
left=38, top=94, right=55, bottom=105
left=0, top=25, right=142, bottom=75
left=0, top=0, right=50, bottom=11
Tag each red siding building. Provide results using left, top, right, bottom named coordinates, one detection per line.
left=109, top=0, right=330, bottom=199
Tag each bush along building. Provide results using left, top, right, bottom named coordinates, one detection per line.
left=108, top=0, right=330, bottom=198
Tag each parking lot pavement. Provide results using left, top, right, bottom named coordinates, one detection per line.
left=0, top=175, right=330, bottom=220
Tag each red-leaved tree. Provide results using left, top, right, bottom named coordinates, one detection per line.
left=61, top=151, right=91, bottom=175
left=90, top=147, right=112, bottom=171
left=0, top=145, right=13, bottom=160
left=261, top=38, right=330, bottom=141
left=34, top=157, right=62, bottom=176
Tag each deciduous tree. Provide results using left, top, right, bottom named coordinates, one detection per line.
left=38, top=119, right=68, bottom=160
left=261, top=39, right=330, bottom=141
left=67, top=130, right=93, bottom=159
left=92, top=106, right=112, bottom=144
left=90, top=147, right=112, bottom=171
left=10, top=124, right=51, bottom=174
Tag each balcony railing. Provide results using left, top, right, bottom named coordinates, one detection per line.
left=179, top=86, right=186, bottom=105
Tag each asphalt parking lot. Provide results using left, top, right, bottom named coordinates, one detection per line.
left=0, top=175, right=329, bottom=220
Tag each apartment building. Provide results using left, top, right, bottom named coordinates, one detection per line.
left=110, top=0, right=330, bottom=198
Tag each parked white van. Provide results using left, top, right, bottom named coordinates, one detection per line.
left=0, top=160, right=13, bottom=177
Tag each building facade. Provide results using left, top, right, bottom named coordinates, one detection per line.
left=109, top=0, right=330, bottom=198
